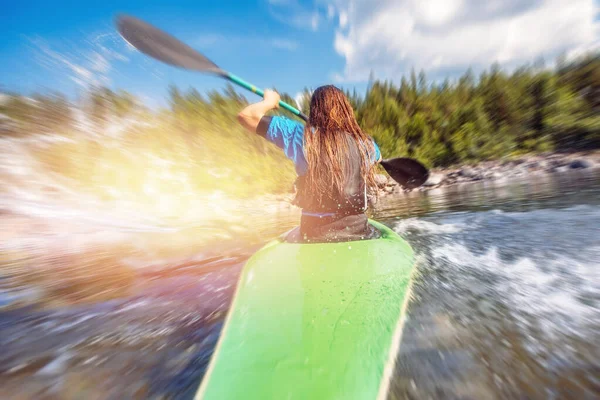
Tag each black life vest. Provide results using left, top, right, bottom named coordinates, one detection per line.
left=294, top=134, right=367, bottom=216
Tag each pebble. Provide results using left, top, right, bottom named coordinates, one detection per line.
left=374, top=174, right=388, bottom=186
left=423, top=173, right=444, bottom=186
left=569, top=159, right=592, bottom=169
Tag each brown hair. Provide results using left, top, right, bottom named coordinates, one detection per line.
left=303, top=85, right=378, bottom=205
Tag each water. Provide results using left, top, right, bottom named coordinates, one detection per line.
left=383, top=171, right=600, bottom=399
left=0, top=170, right=599, bottom=399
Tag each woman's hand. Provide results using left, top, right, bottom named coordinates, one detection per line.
left=263, top=89, right=280, bottom=109
left=237, top=89, right=281, bottom=133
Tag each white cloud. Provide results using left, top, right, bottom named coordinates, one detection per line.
left=31, top=32, right=131, bottom=89
left=310, top=13, right=320, bottom=30
left=90, top=52, right=110, bottom=74
left=327, top=0, right=599, bottom=82
left=194, top=34, right=298, bottom=51
left=339, top=11, right=348, bottom=28
left=413, top=0, right=463, bottom=26
left=327, top=4, right=335, bottom=20
left=268, top=0, right=322, bottom=31
left=32, top=38, right=94, bottom=87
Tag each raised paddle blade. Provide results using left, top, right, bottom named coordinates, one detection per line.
left=116, top=14, right=225, bottom=75
left=381, top=158, right=429, bottom=189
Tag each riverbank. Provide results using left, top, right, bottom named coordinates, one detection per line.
left=374, top=151, right=600, bottom=195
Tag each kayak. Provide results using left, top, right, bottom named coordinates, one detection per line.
left=195, top=219, right=415, bottom=400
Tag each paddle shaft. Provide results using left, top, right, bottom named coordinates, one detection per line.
left=227, top=74, right=308, bottom=121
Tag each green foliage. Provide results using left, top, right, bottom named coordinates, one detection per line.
left=0, top=92, right=73, bottom=135
left=1, top=52, right=599, bottom=198
left=1, top=84, right=296, bottom=207
left=350, top=52, right=600, bottom=166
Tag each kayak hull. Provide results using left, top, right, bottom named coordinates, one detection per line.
left=196, top=220, right=415, bottom=400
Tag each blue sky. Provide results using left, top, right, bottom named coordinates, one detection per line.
left=1, top=0, right=598, bottom=108
left=1, top=0, right=355, bottom=107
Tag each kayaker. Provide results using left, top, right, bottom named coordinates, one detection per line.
left=237, top=85, right=382, bottom=242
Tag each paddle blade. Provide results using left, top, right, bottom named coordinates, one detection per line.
left=380, top=158, right=429, bottom=189
left=116, top=14, right=225, bottom=75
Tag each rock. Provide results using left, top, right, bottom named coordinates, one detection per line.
left=480, top=169, right=493, bottom=179
left=569, top=159, right=592, bottom=169
left=501, top=159, right=524, bottom=168
left=537, top=160, right=549, bottom=170
left=374, top=174, right=388, bottom=187
left=459, top=167, right=473, bottom=177
left=459, top=167, right=482, bottom=179
left=392, top=185, right=404, bottom=194
left=423, top=172, right=444, bottom=187
left=547, top=159, right=564, bottom=169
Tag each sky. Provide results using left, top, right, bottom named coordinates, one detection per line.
left=1, top=0, right=598, bottom=108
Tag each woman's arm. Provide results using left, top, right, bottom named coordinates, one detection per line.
left=237, top=89, right=281, bottom=133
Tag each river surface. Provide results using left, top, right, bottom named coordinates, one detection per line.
left=1, top=169, right=599, bottom=399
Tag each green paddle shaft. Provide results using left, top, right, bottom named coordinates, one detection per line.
left=227, top=73, right=308, bottom=121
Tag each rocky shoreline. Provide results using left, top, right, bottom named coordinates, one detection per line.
left=375, top=151, right=600, bottom=195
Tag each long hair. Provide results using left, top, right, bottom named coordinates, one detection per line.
left=303, top=85, right=378, bottom=205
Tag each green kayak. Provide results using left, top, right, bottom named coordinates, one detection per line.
left=195, top=220, right=415, bottom=400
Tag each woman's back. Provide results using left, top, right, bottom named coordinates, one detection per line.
left=237, top=85, right=382, bottom=241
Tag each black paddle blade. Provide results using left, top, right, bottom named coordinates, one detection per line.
left=380, top=158, right=429, bottom=189
left=116, top=14, right=225, bottom=75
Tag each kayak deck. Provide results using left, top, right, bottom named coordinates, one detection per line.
left=196, top=220, right=415, bottom=400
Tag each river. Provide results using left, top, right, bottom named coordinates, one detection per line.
left=1, top=169, right=599, bottom=399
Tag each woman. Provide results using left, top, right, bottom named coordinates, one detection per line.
left=237, top=85, right=382, bottom=242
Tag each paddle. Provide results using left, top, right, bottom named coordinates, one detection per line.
left=116, top=15, right=307, bottom=120
left=380, top=158, right=428, bottom=189
left=115, top=14, right=429, bottom=188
